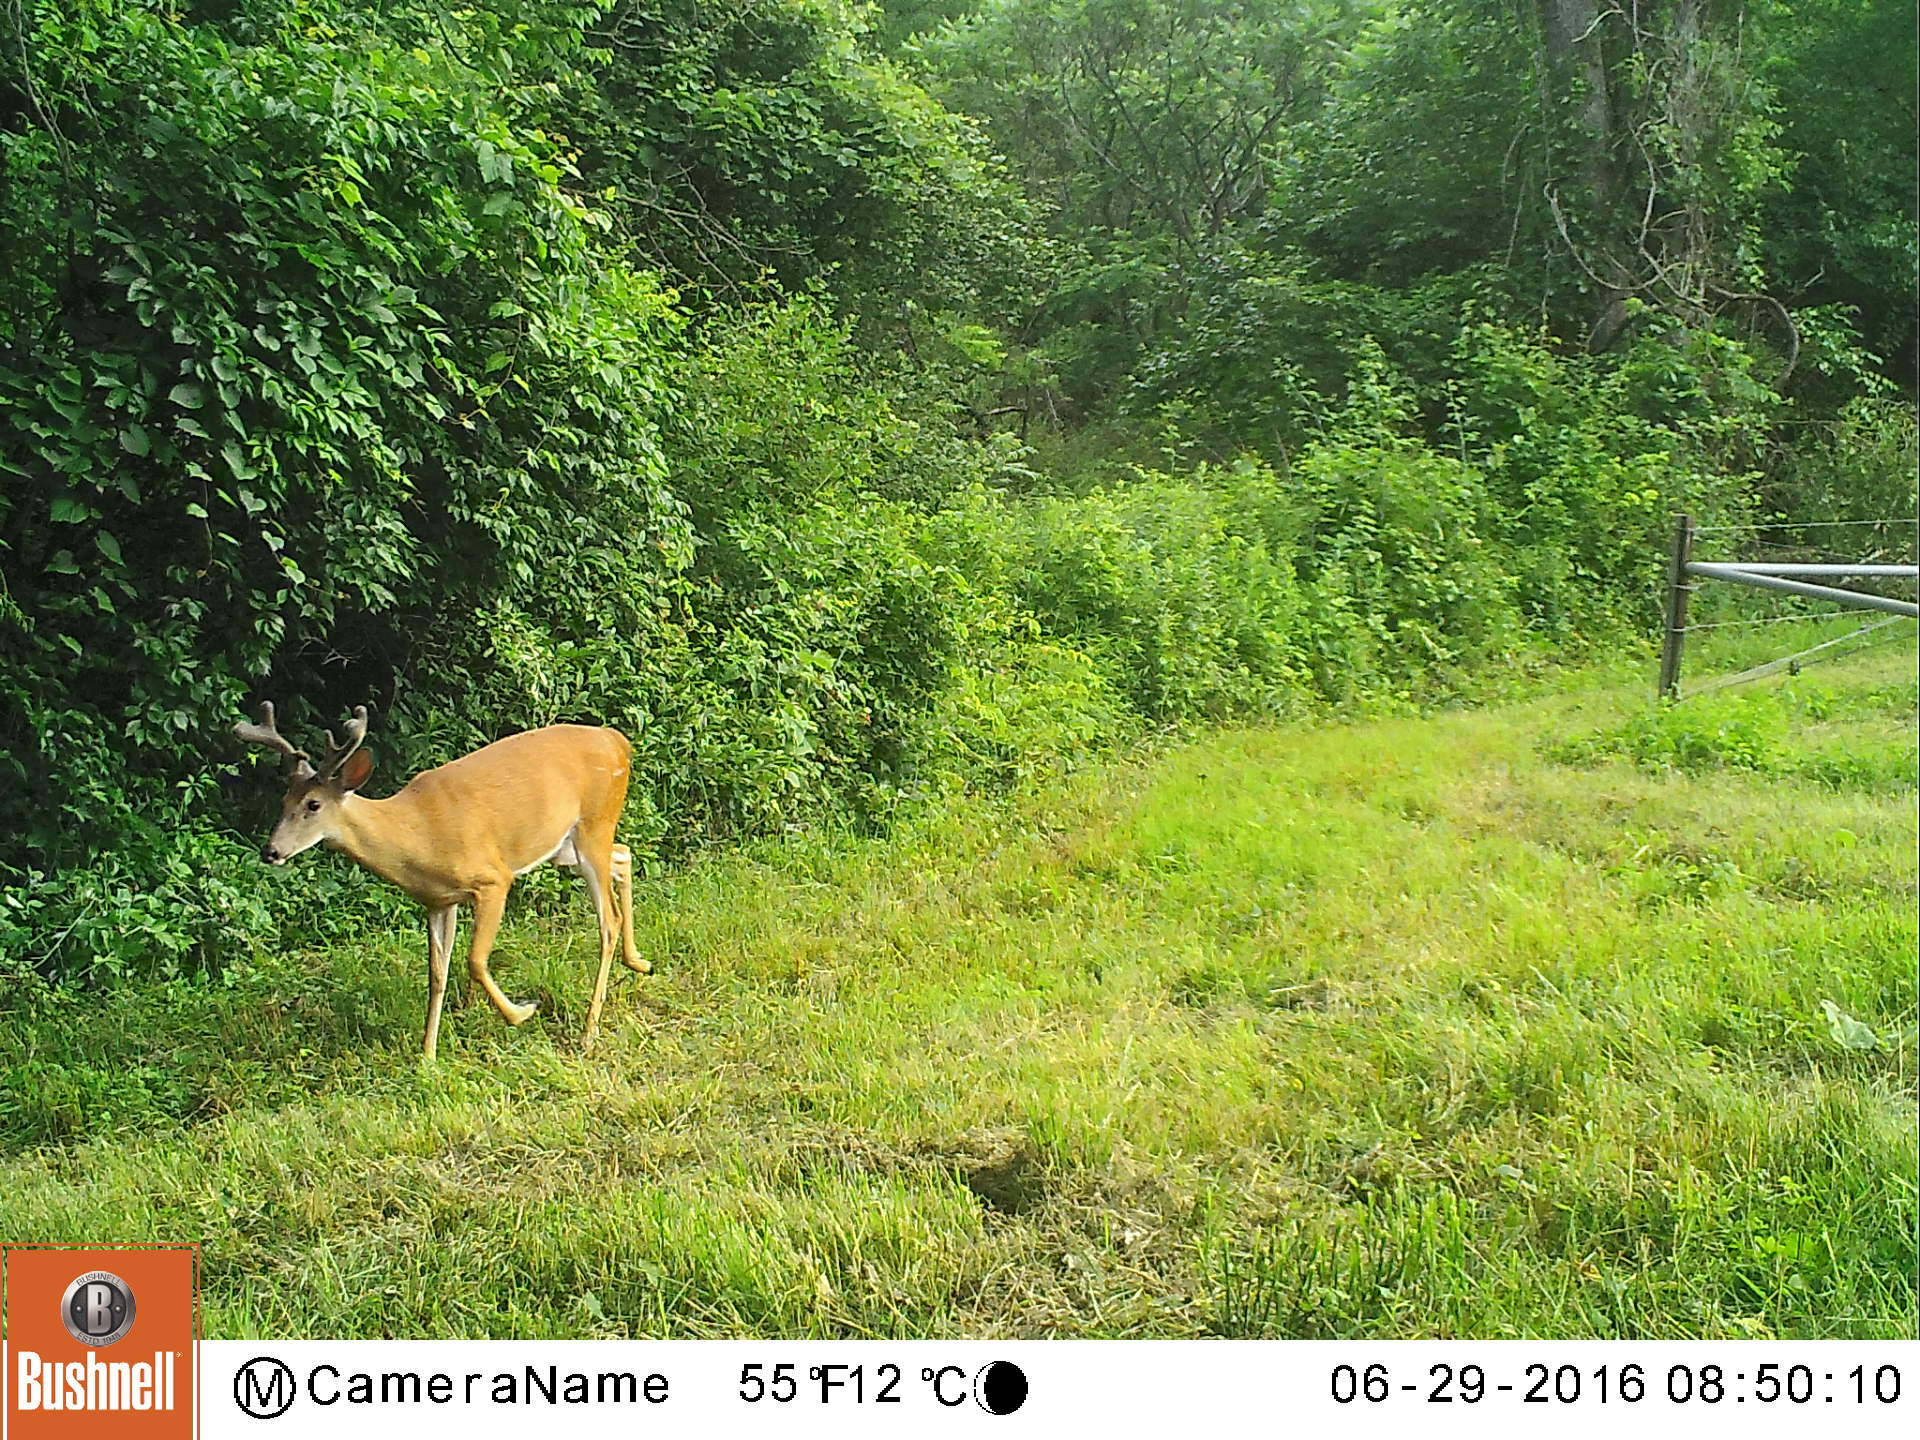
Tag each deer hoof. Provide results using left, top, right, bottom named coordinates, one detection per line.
left=622, top=955, right=653, bottom=975
left=506, top=999, right=539, bottom=1026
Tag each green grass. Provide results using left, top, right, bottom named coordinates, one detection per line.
left=2, top=637, right=1914, bottom=1339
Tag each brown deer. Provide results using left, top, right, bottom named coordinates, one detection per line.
left=236, top=702, right=649, bottom=1058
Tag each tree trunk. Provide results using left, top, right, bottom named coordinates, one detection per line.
left=1539, top=0, right=1633, bottom=350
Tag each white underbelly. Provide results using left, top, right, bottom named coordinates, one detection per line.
left=514, top=826, right=580, bottom=875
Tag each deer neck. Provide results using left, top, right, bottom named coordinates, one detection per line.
left=324, top=791, right=432, bottom=891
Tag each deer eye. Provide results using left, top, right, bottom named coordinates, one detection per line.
left=304, top=797, right=323, bottom=814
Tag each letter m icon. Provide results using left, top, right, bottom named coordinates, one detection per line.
left=234, top=1358, right=296, bottom=1419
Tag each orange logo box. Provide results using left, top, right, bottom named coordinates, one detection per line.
left=2, top=1245, right=198, bottom=1440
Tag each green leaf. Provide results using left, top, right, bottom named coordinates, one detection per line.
left=96, top=532, right=123, bottom=565
left=1820, top=1000, right=1879, bottom=1051
left=168, top=382, right=204, bottom=409
left=49, top=495, right=92, bottom=523
left=47, top=549, right=80, bottom=575
left=119, top=425, right=151, bottom=457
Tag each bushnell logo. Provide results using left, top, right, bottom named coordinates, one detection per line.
left=3, top=1245, right=196, bottom=1440
left=61, top=1270, right=137, bottom=1347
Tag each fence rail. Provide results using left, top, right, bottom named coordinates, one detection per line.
left=1684, top=562, right=1919, bottom=620
left=1658, top=513, right=1918, bottom=699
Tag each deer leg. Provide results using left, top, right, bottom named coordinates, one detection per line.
left=466, top=884, right=538, bottom=1026
left=576, top=846, right=619, bottom=1052
left=423, top=904, right=457, bottom=1060
left=613, top=843, right=650, bottom=974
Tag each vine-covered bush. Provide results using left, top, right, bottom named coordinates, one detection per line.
left=0, top=0, right=691, bottom=979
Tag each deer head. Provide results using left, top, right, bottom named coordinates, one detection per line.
left=235, top=701, right=374, bottom=863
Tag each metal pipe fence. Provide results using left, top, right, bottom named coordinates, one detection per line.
left=1657, top=513, right=1918, bottom=699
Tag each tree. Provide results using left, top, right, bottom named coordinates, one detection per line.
left=1760, top=0, right=1917, bottom=385
left=1534, top=0, right=1795, bottom=360
left=920, top=0, right=1361, bottom=399
left=561, top=0, right=1028, bottom=318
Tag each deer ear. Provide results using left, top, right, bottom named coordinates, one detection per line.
left=338, top=749, right=374, bottom=793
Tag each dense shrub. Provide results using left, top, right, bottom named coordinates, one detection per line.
left=927, top=466, right=1308, bottom=724
left=1130, top=295, right=1782, bottom=638
left=1445, top=319, right=1760, bottom=634
left=1125, top=255, right=1480, bottom=453
left=639, top=302, right=1007, bottom=839
left=0, top=0, right=692, bottom=980
left=1761, top=396, right=1918, bottom=561
left=927, top=414, right=1531, bottom=726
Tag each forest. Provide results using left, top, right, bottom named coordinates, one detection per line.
left=0, top=0, right=1915, bottom=1342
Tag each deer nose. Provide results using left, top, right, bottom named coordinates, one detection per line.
left=261, top=843, right=281, bottom=864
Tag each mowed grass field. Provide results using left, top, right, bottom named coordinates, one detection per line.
left=2, top=638, right=1914, bottom=1338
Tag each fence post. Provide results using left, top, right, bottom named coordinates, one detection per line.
left=1657, top=512, right=1695, bottom=699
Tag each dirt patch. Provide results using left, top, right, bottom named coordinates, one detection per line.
left=917, top=1127, right=1049, bottom=1215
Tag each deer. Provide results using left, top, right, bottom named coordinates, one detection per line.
left=235, top=701, right=650, bottom=1060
